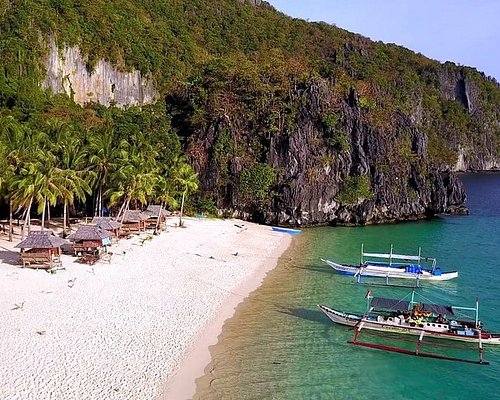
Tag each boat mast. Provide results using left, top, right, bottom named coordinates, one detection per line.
left=476, top=297, right=479, bottom=327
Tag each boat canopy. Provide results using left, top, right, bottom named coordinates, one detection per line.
left=421, top=303, right=454, bottom=316
left=363, top=252, right=421, bottom=261
left=371, top=297, right=410, bottom=312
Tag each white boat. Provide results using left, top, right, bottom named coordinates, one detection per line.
left=318, top=291, right=500, bottom=364
left=322, top=244, right=458, bottom=282
left=271, top=226, right=302, bottom=235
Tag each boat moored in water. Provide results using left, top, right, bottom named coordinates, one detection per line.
left=271, top=226, right=302, bottom=235
left=322, top=244, right=458, bottom=282
left=318, top=291, right=500, bottom=364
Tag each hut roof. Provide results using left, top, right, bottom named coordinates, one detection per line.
left=144, top=205, right=170, bottom=218
left=92, top=217, right=122, bottom=230
left=67, top=225, right=111, bottom=241
left=15, top=231, right=68, bottom=249
left=122, top=210, right=149, bottom=222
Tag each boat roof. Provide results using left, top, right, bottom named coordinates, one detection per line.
left=371, top=297, right=455, bottom=315
left=371, top=297, right=410, bottom=312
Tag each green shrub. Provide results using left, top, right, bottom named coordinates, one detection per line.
left=336, top=175, right=374, bottom=204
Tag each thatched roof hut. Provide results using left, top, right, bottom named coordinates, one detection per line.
left=67, top=225, right=111, bottom=242
left=15, top=231, right=68, bottom=249
left=67, top=225, right=112, bottom=256
left=120, top=210, right=148, bottom=234
left=15, top=231, right=67, bottom=269
left=144, top=205, right=170, bottom=218
left=144, top=205, right=170, bottom=229
left=91, top=217, right=122, bottom=232
left=122, top=210, right=149, bottom=222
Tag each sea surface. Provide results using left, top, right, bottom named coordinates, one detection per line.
left=194, top=172, right=500, bottom=400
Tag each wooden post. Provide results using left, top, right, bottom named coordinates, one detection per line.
left=8, top=197, right=13, bottom=242
left=416, top=330, right=425, bottom=355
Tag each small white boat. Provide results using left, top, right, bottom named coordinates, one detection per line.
left=322, top=244, right=458, bottom=282
left=271, top=226, right=302, bottom=235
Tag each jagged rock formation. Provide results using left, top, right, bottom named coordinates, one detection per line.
left=180, top=76, right=475, bottom=226
left=42, top=39, right=156, bottom=107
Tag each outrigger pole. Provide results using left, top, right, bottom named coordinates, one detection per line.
left=348, top=321, right=490, bottom=365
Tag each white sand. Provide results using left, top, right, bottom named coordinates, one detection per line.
left=0, top=218, right=291, bottom=400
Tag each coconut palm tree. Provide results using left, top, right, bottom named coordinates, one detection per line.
left=89, top=131, right=122, bottom=217
left=174, top=160, right=199, bottom=227
left=49, top=119, right=93, bottom=236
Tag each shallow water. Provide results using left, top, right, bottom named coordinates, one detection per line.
left=194, top=172, right=500, bottom=400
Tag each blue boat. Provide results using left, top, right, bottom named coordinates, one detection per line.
left=271, top=226, right=302, bottom=235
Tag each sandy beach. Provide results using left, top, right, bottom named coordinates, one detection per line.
left=0, top=218, right=291, bottom=400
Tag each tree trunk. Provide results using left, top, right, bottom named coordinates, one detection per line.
left=119, top=197, right=131, bottom=224
left=154, top=202, right=164, bottom=233
left=117, top=195, right=130, bottom=222
left=63, top=202, right=68, bottom=237
left=22, top=199, right=33, bottom=240
left=47, top=198, right=51, bottom=224
left=98, top=186, right=102, bottom=217
left=8, top=197, right=13, bottom=242
left=41, top=196, right=47, bottom=231
left=179, top=191, right=186, bottom=227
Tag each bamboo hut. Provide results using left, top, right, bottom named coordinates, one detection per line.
left=120, top=210, right=148, bottom=235
left=91, top=217, right=122, bottom=239
left=144, top=205, right=170, bottom=230
left=67, top=225, right=112, bottom=256
left=15, top=231, right=68, bottom=269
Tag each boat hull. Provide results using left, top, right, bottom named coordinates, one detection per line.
left=318, top=304, right=500, bottom=345
left=322, top=259, right=458, bottom=281
left=271, top=227, right=302, bottom=235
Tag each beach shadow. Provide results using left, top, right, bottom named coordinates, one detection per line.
left=278, top=307, right=331, bottom=325
left=0, top=250, right=21, bottom=266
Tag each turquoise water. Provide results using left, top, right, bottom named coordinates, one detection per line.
left=194, top=173, right=500, bottom=400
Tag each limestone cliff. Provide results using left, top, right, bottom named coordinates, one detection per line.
left=42, top=39, right=156, bottom=107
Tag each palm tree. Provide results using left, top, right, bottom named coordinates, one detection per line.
left=152, top=174, right=178, bottom=233
left=0, top=115, right=25, bottom=241
left=49, top=119, right=93, bottom=236
left=89, top=131, right=121, bottom=217
left=107, top=145, right=158, bottom=222
left=174, top=160, right=199, bottom=227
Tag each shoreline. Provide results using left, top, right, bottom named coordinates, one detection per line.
left=158, top=233, right=291, bottom=400
left=0, top=217, right=292, bottom=400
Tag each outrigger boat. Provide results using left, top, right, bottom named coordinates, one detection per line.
left=271, top=226, right=302, bottom=235
left=318, top=291, right=500, bottom=364
left=322, top=245, right=458, bottom=283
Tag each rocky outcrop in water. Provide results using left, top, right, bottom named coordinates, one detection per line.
left=42, top=39, right=156, bottom=107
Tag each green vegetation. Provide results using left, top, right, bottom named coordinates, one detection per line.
left=0, top=103, right=199, bottom=238
left=239, top=163, right=276, bottom=205
left=0, top=0, right=498, bottom=224
left=336, top=175, right=374, bottom=205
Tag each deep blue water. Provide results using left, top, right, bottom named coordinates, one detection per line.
left=194, top=172, right=500, bottom=400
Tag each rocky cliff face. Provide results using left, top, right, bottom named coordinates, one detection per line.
left=181, top=77, right=471, bottom=226
left=42, top=39, right=156, bottom=107
left=435, top=67, right=500, bottom=171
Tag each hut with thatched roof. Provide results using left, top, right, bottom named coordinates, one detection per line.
left=91, top=217, right=122, bottom=239
left=144, top=205, right=170, bottom=230
left=67, top=225, right=112, bottom=256
left=120, top=210, right=148, bottom=235
left=15, top=231, right=68, bottom=269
